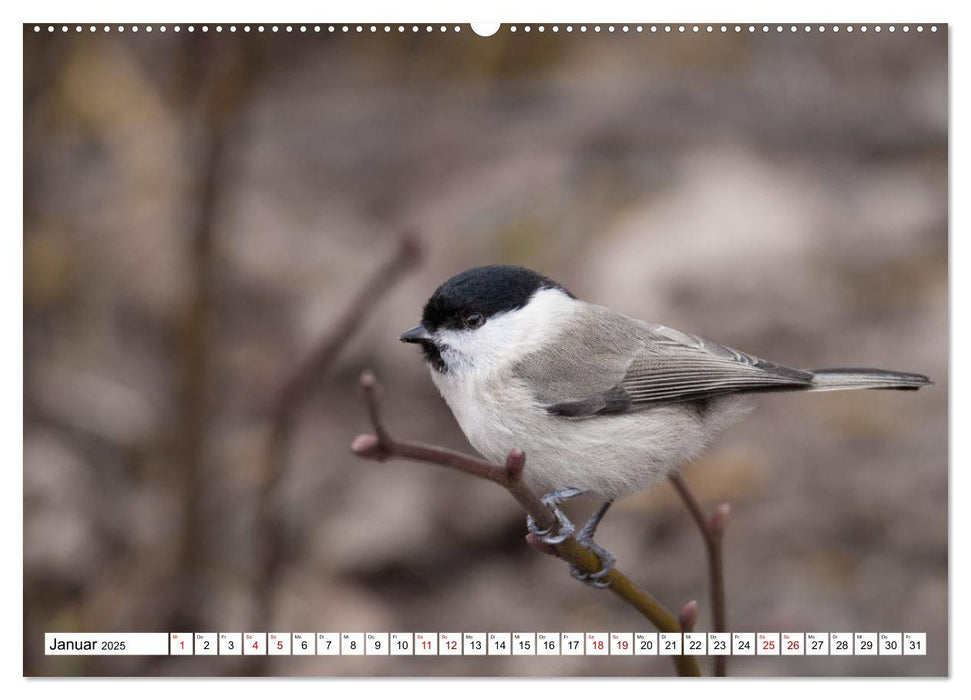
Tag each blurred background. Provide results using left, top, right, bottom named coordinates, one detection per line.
left=24, top=25, right=947, bottom=676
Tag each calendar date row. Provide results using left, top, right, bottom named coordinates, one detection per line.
left=46, top=632, right=926, bottom=657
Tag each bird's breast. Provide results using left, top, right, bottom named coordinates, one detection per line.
left=431, top=368, right=536, bottom=463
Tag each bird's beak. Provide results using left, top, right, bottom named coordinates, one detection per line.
left=399, top=325, right=432, bottom=344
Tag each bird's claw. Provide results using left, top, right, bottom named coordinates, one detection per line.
left=527, top=488, right=616, bottom=587
left=569, top=537, right=616, bottom=589
left=526, top=488, right=584, bottom=545
left=541, top=488, right=585, bottom=506
left=526, top=505, right=575, bottom=545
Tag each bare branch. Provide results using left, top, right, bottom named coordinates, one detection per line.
left=351, top=371, right=702, bottom=677
left=270, top=233, right=421, bottom=430
left=169, top=36, right=262, bottom=637
left=669, top=472, right=730, bottom=676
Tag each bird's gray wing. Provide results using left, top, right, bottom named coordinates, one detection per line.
left=512, top=306, right=813, bottom=418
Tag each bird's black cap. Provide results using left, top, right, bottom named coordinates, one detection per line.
left=420, top=265, right=573, bottom=331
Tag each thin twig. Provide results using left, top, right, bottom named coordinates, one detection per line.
left=669, top=472, right=730, bottom=676
left=351, top=371, right=701, bottom=677
left=253, top=234, right=421, bottom=634
left=269, top=233, right=422, bottom=432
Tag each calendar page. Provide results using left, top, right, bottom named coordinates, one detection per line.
left=23, top=19, right=947, bottom=678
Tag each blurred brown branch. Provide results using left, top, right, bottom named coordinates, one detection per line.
left=169, top=36, right=264, bottom=636
left=268, top=232, right=422, bottom=435
left=669, top=473, right=731, bottom=676
left=350, top=370, right=701, bottom=678
left=253, top=233, right=421, bottom=634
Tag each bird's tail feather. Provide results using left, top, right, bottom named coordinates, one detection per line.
left=808, top=367, right=932, bottom=392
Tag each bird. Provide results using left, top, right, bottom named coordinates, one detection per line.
left=399, top=265, right=931, bottom=585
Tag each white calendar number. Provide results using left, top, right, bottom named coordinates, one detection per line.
left=268, top=633, right=290, bottom=656
left=781, top=633, right=804, bottom=656
left=830, top=632, right=853, bottom=656
left=610, top=632, right=633, bottom=655
left=561, top=632, right=584, bottom=656
left=244, top=633, right=266, bottom=656
left=390, top=632, right=414, bottom=656
left=586, top=632, right=609, bottom=656
left=488, top=632, right=511, bottom=656
left=170, top=632, right=192, bottom=656
left=757, top=632, right=780, bottom=656
left=366, top=633, right=389, bottom=656
left=438, top=633, right=462, bottom=656
left=341, top=632, right=364, bottom=656
left=537, top=632, right=560, bottom=656
left=684, top=633, right=706, bottom=655
left=904, top=632, right=926, bottom=656
left=194, top=633, right=217, bottom=656
left=805, top=632, right=828, bottom=656
left=707, top=633, right=729, bottom=656
left=317, top=633, right=339, bottom=656
left=879, top=632, right=902, bottom=656
left=512, top=632, right=535, bottom=655
left=219, top=633, right=241, bottom=656
left=415, top=632, right=437, bottom=656
left=854, top=633, right=877, bottom=656
left=732, top=632, right=755, bottom=656
left=292, top=633, right=314, bottom=655
left=463, top=633, right=486, bottom=656
left=634, top=632, right=658, bottom=655
left=659, top=632, right=682, bottom=656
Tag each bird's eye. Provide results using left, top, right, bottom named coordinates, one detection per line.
left=463, top=312, right=485, bottom=329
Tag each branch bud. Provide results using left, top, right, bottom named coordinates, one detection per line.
left=504, top=448, right=526, bottom=481
left=359, top=369, right=377, bottom=391
left=710, top=503, right=731, bottom=534
left=350, top=433, right=385, bottom=459
left=679, top=600, right=699, bottom=633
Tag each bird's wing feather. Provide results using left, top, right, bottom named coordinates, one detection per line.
left=511, top=305, right=813, bottom=417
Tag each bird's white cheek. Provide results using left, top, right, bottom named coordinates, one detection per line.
left=435, top=327, right=526, bottom=377
left=433, top=330, right=494, bottom=376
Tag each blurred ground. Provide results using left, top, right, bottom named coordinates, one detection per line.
left=24, top=25, right=947, bottom=676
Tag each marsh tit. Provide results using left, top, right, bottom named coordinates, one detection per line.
left=400, top=265, right=930, bottom=584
